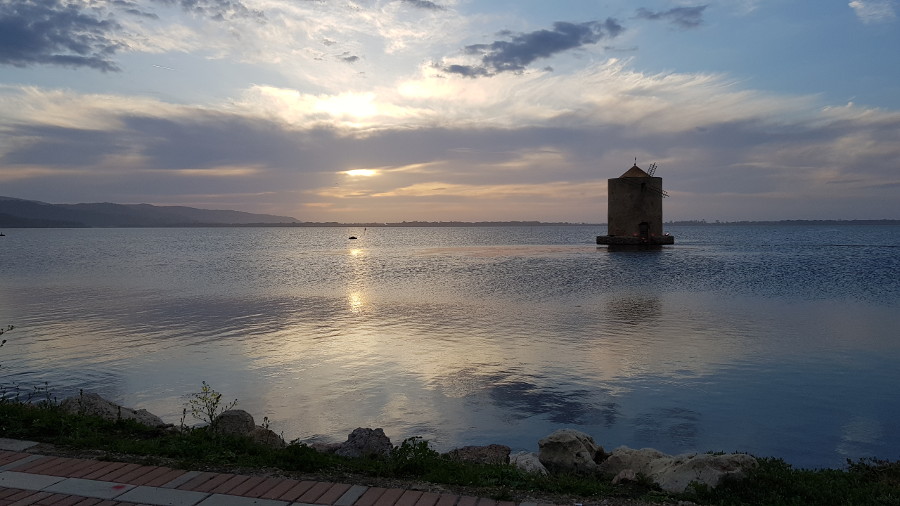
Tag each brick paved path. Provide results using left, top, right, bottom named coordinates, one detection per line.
left=0, top=441, right=560, bottom=506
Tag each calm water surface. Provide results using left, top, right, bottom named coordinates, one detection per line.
left=1, top=225, right=898, bottom=469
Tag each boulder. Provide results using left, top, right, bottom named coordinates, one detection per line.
left=309, top=442, right=342, bottom=454
left=335, top=428, right=393, bottom=458
left=446, top=444, right=511, bottom=465
left=598, top=447, right=668, bottom=476
left=510, top=451, right=548, bottom=475
left=611, top=469, right=637, bottom=485
left=60, top=393, right=167, bottom=427
left=215, top=409, right=255, bottom=436
left=649, top=453, right=758, bottom=493
left=599, top=446, right=758, bottom=493
left=538, top=429, right=606, bottom=474
left=250, top=426, right=286, bottom=448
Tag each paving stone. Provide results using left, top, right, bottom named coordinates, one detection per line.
left=116, top=485, right=210, bottom=506
left=161, top=471, right=202, bottom=489
left=0, top=440, right=39, bottom=452
left=0, top=471, right=66, bottom=490
left=0, top=454, right=42, bottom=472
left=44, top=477, right=135, bottom=499
left=194, top=493, right=289, bottom=506
left=334, top=484, right=368, bottom=506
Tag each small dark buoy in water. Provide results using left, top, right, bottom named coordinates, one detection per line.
left=349, top=236, right=357, bottom=240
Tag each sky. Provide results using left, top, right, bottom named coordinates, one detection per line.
left=1, top=0, right=899, bottom=222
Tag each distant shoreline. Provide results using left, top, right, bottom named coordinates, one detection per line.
left=3, top=219, right=900, bottom=228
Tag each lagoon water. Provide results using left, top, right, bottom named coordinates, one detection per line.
left=1, top=224, right=899, bottom=469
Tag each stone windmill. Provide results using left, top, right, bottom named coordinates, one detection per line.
left=596, top=162, right=674, bottom=247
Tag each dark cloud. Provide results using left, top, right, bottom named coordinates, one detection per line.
left=635, top=5, right=707, bottom=29
left=443, top=19, right=624, bottom=77
left=340, top=52, right=360, bottom=63
left=400, top=0, right=445, bottom=10
left=149, top=0, right=264, bottom=21
left=0, top=0, right=124, bottom=71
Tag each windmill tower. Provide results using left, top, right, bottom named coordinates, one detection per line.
left=597, top=162, right=674, bottom=246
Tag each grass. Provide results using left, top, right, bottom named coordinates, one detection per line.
left=1, top=398, right=899, bottom=505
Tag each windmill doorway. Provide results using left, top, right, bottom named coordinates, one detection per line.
left=639, top=222, right=649, bottom=242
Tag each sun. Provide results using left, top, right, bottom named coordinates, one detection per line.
left=345, top=169, right=377, bottom=177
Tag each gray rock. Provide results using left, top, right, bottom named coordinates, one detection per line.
left=310, top=442, right=342, bottom=454
left=612, top=469, right=637, bottom=484
left=510, top=451, right=548, bottom=475
left=538, top=429, right=606, bottom=474
left=215, top=409, right=255, bottom=436
left=59, top=393, right=167, bottom=427
left=335, top=428, right=393, bottom=458
left=599, top=446, right=758, bottom=493
left=446, top=444, right=510, bottom=465
left=250, top=426, right=286, bottom=448
left=649, top=453, right=758, bottom=493
left=598, top=446, right=668, bottom=476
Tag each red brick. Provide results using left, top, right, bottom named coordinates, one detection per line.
left=434, top=493, right=459, bottom=506
left=316, top=483, right=352, bottom=505
left=67, top=460, right=117, bottom=479
left=190, top=473, right=235, bottom=493
left=82, top=462, right=129, bottom=480
left=370, top=488, right=405, bottom=506
left=354, top=487, right=388, bottom=506
left=296, top=482, right=333, bottom=503
left=144, top=468, right=189, bottom=488
left=275, top=480, right=316, bottom=501
left=475, top=499, right=496, bottom=506
left=71, top=498, right=103, bottom=505
left=258, top=478, right=301, bottom=500
left=394, top=490, right=423, bottom=506
left=455, top=496, right=478, bottom=506
left=0, top=452, right=29, bottom=467
left=413, top=491, right=441, bottom=506
left=16, top=457, right=62, bottom=473
left=114, top=465, right=163, bottom=485
left=34, top=492, right=83, bottom=505
left=41, top=458, right=91, bottom=477
left=94, top=463, right=144, bottom=482
left=226, top=476, right=268, bottom=496
left=202, top=474, right=247, bottom=494
left=8, top=490, right=50, bottom=504
left=244, top=477, right=287, bottom=498
left=175, top=472, right=219, bottom=491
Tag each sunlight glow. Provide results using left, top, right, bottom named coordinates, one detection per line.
left=345, top=169, right=378, bottom=177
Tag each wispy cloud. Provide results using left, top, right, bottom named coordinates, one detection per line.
left=635, top=5, right=708, bottom=29
left=848, top=0, right=897, bottom=23
left=148, top=0, right=265, bottom=21
left=441, top=19, right=624, bottom=77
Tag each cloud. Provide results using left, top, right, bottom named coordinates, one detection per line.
left=400, top=0, right=446, bottom=11
left=441, top=19, right=624, bottom=77
left=848, top=0, right=897, bottom=23
left=0, top=0, right=124, bottom=71
left=148, top=0, right=264, bottom=21
left=635, top=5, right=708, bottom=29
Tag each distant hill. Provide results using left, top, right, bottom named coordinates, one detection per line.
left=0, top=196, right=298, bottom=227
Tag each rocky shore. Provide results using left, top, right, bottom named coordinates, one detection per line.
left=60, top=392, right=758, bottom=495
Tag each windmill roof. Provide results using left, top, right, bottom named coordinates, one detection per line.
left=620, top=164, right=650, bottom=178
